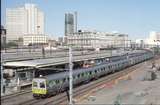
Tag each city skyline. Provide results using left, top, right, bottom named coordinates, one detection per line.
left=2, top=0, right=160, bottom=40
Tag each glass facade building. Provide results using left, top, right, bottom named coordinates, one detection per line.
left=65, top=13, right=74, bottom=36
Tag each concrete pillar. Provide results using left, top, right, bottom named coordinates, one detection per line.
left=15, top=71, right=18, bottom=84
left=65, top=64, right=69, bottom=70
left=32, top=70, right=35, bottom=78
left=26, top=72, right=29, bottom=81
left=14, top=71, right=21, bottom=91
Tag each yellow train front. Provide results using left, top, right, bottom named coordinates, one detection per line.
left=32, top=78, right=47, bottom=98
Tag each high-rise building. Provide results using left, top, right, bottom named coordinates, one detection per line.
left=6, top=3, right=44, bottom=43
left=65, top=13, right=74, bottom=36
left=74, top=11, right=77, bottom=33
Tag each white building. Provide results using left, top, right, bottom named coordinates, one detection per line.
left=6, top=3, right=45, bottom=43
left=67, top=30, right=130, bottom=49
left=23, top=34, right=47, bottom=46
left=146, top=31, right=160, bottom=46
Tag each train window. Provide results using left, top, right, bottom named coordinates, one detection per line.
left=40, top=82, right=45, bottom=88
left=88, top=72, right=90, bottom=75
left=33, top=81, right=37, bottom=87
left=59, top=80, right=63, bottom=84
left=63, top=78, right=66, bottom=82
left=55, top=80, right=59, bottom=84
left=108, top=66, right=110, bottom=69
left=85, top=72, right=88, bottom=76
left=78, top=74, right=80, bottom=78
left=76, top=76, right=78, bottom=79
left=97, top=69, right=99, bottom=72
left=49, top=80, right=55, bottom=87
left=82, top=73, right=84, bottom=76
left=67, top=77, right=69, bottom=81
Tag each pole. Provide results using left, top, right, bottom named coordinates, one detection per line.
left=69, top=47, right=73, bottom=105
left=1, top=52, right=4, bottom=95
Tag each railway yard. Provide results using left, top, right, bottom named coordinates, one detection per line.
left=1, top=53, right=160, bottom=105
left=76, top=55, right=160, bottom=104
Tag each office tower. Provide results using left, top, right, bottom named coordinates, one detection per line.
left=6, top=3, right=44, bottom=43
left=65, top=13, right=74, bottom=36
left=74, top=11, right=77, bottom=33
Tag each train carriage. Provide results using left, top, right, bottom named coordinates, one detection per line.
left=32, top=51, right=154, bottom=98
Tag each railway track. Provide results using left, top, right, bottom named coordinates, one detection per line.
left=17, top=56, right=159, bottom=105
left=2, top=55, right=159, bottom=105
left=1, top=90, right=31, bottom=100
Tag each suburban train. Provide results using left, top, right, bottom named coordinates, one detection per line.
left=32, top=50, right=153, bottom=98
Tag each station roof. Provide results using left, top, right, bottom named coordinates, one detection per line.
left=3, top=50, right=143, bottom=69
left=3, top=51, right=111, bottom=68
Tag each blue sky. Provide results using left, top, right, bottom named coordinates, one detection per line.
left=1, top=0, right=160, bottom=40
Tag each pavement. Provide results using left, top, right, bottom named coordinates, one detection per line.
left=76, top=58, right=160, bottom=104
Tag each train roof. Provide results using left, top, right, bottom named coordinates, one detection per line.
left=34, top=50, right=151, bottom=81
left=40, top=60, right=123, bottom=81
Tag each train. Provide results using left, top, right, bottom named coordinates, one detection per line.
left=32, top=50, right=153, bottom=98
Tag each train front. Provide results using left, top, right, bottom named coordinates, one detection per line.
left=32, top=78, right=47, bottom=98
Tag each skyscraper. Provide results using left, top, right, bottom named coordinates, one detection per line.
left=6, top=3, right=44, bottom=43
left=74, top=11, right=77, bottom=33
left=65, top=13, right=74, bottom=36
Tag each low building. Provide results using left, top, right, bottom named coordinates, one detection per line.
left=48, top=39, right=58, bottom=47
left=146, top=31, right=160, bottom=47
left=67, top=30, right=130, bottom=49
left=23, top=34, right=48, bottom=46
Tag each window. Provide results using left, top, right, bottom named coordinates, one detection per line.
left=59, top=80, right=63, bottom=84
left=95, top=70, right=97, bottom=73
left=33, top=81, right=37, bottom=87
left=55, top=80, right=59, bottom=84
left=63, top=78, right=66, bottom=82
left=67, top=77, right=69, bottom=81
left=81, top=73, right=84, bottom=77
left=40, top=82, right=45, bottom=88
left=78, top=74, right=80, bottom=78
